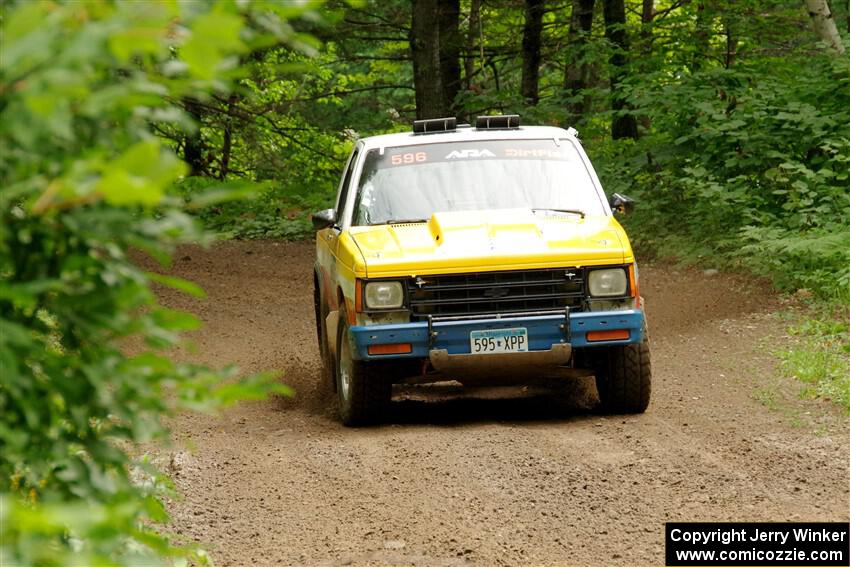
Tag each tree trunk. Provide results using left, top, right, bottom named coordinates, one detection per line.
left=411, top=0, right=462, bottom=119
left=640, top=0, right=653, bottom=51
left=724, top=18, right=737, bottom=68
left=642, top=0, right=654, bottom=29
left=218, top=94, right=237, bottom=180
left=438, top=0, right=462, bottom=114
left=638, top=0, right=653, bottom=131
left=804, top=0, right=846, bottom=54
left=602, top=0, right=638, bottom=139
left=464, top=0, right=481, bottom=91
left=183, top=97, right=205, bottom=176
left=692, top=3, right=711, bottom=72
left=521, top=0, right=546, bottom=104
left=488, top=58, right=501, bottom=94
left=411, top=0, right=445, bottom=119
left=564, top=0, right=595, bottom=121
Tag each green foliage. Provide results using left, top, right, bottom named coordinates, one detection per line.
left=155, top=45, right=359, bottom=237
left=595, top=55, right=850, bottom=301
left=776, top=309, right=850, bottom=411
left=175, top=176, right=320, bottom=240
left=0, top=1, right=316, bottom=564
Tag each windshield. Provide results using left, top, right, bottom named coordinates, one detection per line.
left=352, top=139, right=606, bottom=226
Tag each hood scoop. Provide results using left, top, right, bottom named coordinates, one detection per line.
left=428, top=209, right=543, bottom=245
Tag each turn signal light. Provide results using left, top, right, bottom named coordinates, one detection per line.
left=586, top=329, right=630, bottom=342
left=368, top=343, right=413, bottom=355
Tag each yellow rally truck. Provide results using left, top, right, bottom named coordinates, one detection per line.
left=313, top=116, right=650, bottom=425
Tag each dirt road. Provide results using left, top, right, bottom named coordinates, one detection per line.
left=153, top=241, right=849, bottom=567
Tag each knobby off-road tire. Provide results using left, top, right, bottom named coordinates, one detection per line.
left=336, top=308, right=392, bottom=426
left=592, top=338, right=652, bottom=414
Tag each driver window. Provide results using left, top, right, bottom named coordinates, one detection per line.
left=335, top=149, right=359, bottom=222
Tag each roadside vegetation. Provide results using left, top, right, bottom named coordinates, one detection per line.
left=777, top=306, right=850, bottom=410
left=1, top=2, right=308, bottom=564
left=1, top=0, right=848, bottom=565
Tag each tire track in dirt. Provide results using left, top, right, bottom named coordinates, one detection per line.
left=146, top=240, right=849, bottom=567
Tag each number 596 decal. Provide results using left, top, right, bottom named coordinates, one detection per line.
left=391, top=152, right=427, bottom=165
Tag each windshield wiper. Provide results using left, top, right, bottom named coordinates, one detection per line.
left=531, top=208, right=586, bottom=219
left=384, top=218, right=429, bottom=225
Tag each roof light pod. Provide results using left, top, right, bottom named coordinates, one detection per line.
left=412, top=117, right=457, bottom=134
left=476, top=114, right=520, bottom=130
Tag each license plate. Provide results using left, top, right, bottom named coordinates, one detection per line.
left=470, top=328, right=529, bottom=353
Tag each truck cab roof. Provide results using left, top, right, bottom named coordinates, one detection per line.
left=358, top=124, right=580, bottom=152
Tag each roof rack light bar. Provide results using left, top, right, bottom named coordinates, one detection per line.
left=412, top=117, right=457, bottom=134
left=476, top=114, right=521, bottom=129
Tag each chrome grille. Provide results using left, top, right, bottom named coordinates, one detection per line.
left=407, top=268, right=585, bottom=320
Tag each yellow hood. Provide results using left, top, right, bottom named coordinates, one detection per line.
left=349, top=209, right=633, bottom=277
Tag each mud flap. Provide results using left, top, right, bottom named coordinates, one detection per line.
left=326, top=310, right=339, bottom=358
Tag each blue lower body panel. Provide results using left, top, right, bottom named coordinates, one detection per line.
left=349, top=309, right=645, bottom=361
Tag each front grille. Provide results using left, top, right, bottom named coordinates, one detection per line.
left=407, top=268, right=585, bottom=320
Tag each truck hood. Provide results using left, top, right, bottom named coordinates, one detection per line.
left=349, top=209, right=633, bottom=277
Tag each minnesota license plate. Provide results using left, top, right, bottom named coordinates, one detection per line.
left=470, top=328, right=529, bottom=353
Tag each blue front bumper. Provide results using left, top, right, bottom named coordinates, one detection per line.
left=349, top=309, right=645, bottom=361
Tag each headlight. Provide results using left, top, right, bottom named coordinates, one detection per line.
left=364, top=281, right=404, bottom=309
left=588, top=268, right=628, bottom=297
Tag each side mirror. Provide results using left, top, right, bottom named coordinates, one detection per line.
left=609, top=193, right=636, bottom=215
left=311, top=209, right=337, bottom=231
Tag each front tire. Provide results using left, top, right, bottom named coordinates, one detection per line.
left=592, top=338, right=652, bottom=413
left=336, top=309, right=392, bottom=426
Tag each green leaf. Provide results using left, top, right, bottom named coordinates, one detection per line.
left=97, top=141, right=187, bottom=206
left=151, top=308, right=202, bottom=332
left=0, top=319, right=33, bottom=346
left=107, top=2, right=173, bottom=62
left=0, top=280, right=62, bottom=309
left=182, top=10, right=245, bottom=79
left=145, top=273, right=206, bottom=298
left=186, top=181, right=261, bottom=209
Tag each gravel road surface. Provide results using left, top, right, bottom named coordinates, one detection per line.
left=150, top=241, right=849, bottom=567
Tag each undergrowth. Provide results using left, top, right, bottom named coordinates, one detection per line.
left=595, top=56, right=850, bottom=303
left=775, top=306, right=850, bottom=412
left=176, top=176, right=327, bottom=240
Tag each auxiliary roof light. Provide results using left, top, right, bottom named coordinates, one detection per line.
left=412, top=117, right=457, bottom=134
left=475, top=114, right=521, bottom=129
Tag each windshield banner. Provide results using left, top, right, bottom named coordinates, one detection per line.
left=377, top=140, right=576, bottom=169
